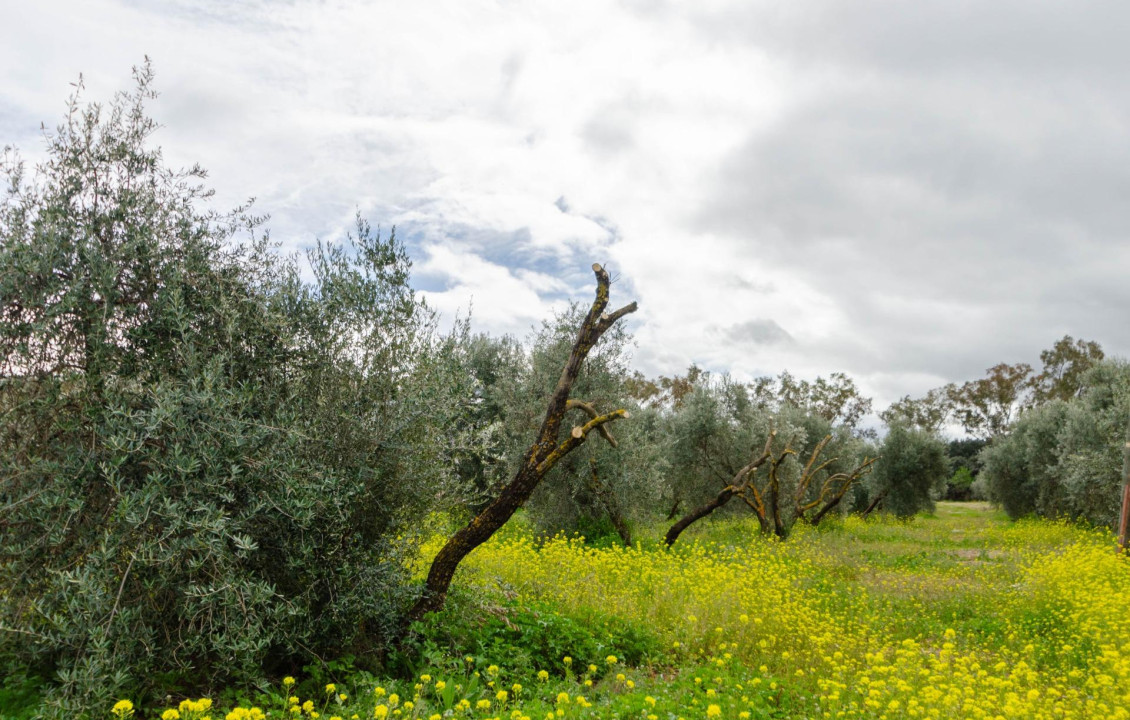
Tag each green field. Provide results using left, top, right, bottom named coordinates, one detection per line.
left=89, top=502, right=1129, bottom=720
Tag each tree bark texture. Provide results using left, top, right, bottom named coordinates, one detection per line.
left=406, top=264, right=637, bottom=622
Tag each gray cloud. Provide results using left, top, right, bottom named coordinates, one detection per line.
left=723, top=319, right=794, bottom=347
left=687, top=1, right=1130, bottom=390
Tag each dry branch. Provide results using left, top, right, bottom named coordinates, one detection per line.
left=406, top=264, right=637, bottom=622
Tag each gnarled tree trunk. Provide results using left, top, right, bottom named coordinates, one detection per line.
left=406, top=264, right=637, bottom=622
left=666, top=431, right=876, bottom=545
left=664, top=433, right=775, bottom=547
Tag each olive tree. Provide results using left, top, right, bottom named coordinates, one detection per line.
left=861, top=425, right=949, bottom=518
left=0, top=64, right=471, bottom=714
left=983, top=360, right=1130, bottom=525
left=407, top=265, right=637, bottom=621
left=663, top=378, right=876, bottom=544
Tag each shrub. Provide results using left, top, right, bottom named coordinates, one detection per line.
left=0, top=64, right=470, bottom=714
left=399, top=593, right=660, bottom=679
left=946, top=466, right=976, bottom=501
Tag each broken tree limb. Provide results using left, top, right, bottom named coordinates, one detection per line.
left=406, top=264, right=637, bottom=623
left=540, top=409, right=629, bottom=475
left=567, top=398, right=620, bottom=447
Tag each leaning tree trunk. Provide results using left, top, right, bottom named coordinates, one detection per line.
left=664, top=487, right=737, bottom=547
left=406, top=264, right=637, bottom=622
left=664, top=433, right=775, bottom=547
left=861, top=490, right=887, bottom=518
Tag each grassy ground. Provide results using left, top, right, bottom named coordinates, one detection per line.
left=58, top=504, right=1130, bottom=719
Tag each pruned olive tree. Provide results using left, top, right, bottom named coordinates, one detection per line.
left=665, top=424, right=876, bottom=545
left=663, top=380, right=876, bottom=545
left=407, top=264, right=637, bottom=621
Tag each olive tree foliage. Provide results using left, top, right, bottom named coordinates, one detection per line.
left=662, top=374, right=759, bottom=521
left=502, top=304, right=666, bottom=542
left=979, top=401, right=1069, bottom=519
left=0, top=65, right=472, bottom=714
left=448, top=332, right=527, bottom=510
left=982, top=360, right=1130, bottom=525
left=860, top=425, right=949, bottom=518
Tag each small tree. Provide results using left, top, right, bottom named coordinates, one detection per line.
left=863, top=425, right=949, bottom=517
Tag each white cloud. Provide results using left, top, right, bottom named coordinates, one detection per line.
left=3, top=0, right=1127, bottom=417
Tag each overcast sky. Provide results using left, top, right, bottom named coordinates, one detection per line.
left=3, top=0, right=1128, bottom=413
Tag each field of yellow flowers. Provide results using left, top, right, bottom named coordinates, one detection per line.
left=122, top=503, right=1129, bottom=720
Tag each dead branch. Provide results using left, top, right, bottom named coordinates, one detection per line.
left=567, top=398, right=619, bottom=447
left=407, top=264, right=637, bottom=623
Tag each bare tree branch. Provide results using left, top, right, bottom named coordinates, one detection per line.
left=406, top=263, right=637, bottom=622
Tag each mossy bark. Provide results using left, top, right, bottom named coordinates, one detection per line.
left=406, top=264, right=636, bottom=623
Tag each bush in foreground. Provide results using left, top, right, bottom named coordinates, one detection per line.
left=0, top=64, right=469, bottom=715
